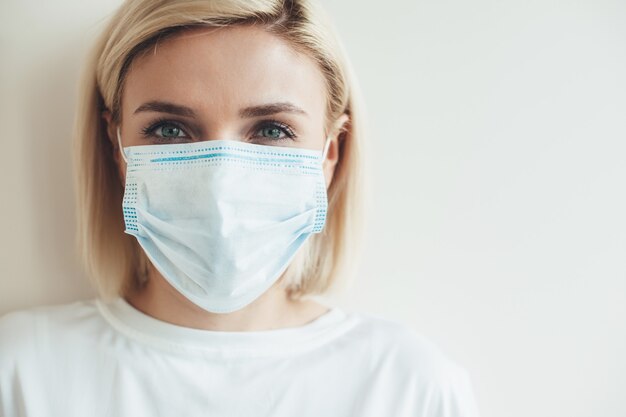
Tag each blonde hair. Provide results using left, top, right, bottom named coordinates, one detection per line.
left=73, top=0, right=367, bottom=302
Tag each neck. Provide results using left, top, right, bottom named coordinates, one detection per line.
left=124, top=266, right=330, bottom=332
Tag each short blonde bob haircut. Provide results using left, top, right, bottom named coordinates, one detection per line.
left=73, top=0, right=367, bottom=302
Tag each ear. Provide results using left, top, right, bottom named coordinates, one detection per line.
left=102, top=109, right=118, bottom=149
left=323, top=112, right=350, bottom=189
left=101, top=109, right=125, bottom=183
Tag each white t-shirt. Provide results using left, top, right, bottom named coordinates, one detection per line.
left=0, top=298, right=480, bottom=417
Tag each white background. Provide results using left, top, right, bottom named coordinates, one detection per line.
left=1, top=1, right=625, bottom=416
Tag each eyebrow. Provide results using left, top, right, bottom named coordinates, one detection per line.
left=239, top=102, right=307, bottom=118
left=134, top=101, right=197, bottom=117
left=133, top=100, right=308, bottom=118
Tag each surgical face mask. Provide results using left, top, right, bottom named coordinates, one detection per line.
left=116, top=127, right=330, bottom=314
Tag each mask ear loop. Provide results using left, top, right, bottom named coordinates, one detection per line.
left=116, top=126, right=128, bottom=164
left=323, top=117, right=346, bottom=161
left=321, top=135, right=332, bottom=161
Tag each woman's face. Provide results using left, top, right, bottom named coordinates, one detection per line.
left=106, top=25, right=344, bottom=187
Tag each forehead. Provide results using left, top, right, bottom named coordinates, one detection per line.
left=122, top=25, right=327, bottom=123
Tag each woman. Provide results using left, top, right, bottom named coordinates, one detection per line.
left=0, top=0, right=480, bottom=416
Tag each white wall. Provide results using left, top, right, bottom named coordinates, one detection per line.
left=1, top=1, right=624, bottom=417
left=0, top=1, right=117, bottom=311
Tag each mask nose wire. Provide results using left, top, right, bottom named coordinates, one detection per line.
left=116, top=126, right=128, bottom=164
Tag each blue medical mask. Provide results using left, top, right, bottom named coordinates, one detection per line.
left=117, top=127, right=330, bottom=313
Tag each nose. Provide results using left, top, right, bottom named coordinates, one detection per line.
left=199, top=124, right=237, bottom=141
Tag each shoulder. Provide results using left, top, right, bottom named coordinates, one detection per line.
left=0, top=299, right=103, bottom=367
left=345, top=310, right=461, bottom=375
left=343, top=310, right=480, bottom=416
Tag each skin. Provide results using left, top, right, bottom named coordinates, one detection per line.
left=102, top=25, right=349, bottom=331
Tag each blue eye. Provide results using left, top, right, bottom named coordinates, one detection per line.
left=158, top=124, right=183, bottom=138
left=254, top=120, right=296, bottom=141
left=261, top=126, right=283, bottom=139
left=142, top=119, right=190, bottom=141
left=140, top=118, right=296, bottom=142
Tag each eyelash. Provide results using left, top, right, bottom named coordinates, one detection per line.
left=258, top=119, right=297, bottom=140
left=141, top=117, right=180, bottom=140
left=140, top=118, right=297, bottom=142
